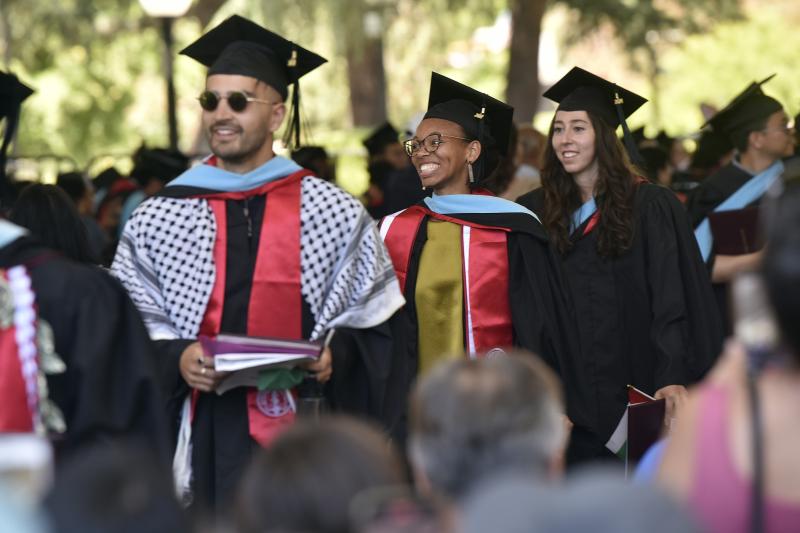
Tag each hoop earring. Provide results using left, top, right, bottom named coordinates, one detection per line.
left=467, top=161, right=475, bottom=184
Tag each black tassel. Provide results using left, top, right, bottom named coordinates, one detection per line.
left=614, top=90, right=644, bottom=168
left=282, top=47, right=301, bottom=150
left=0, top=107, right=21, bottom=206
left=472, top=100, right=486, bottom=185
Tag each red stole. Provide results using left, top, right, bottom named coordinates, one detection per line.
left=0, top=268, right=38, bottom=432
left=583, top=211, right=600, bottom=236
left=0, top=319, right=35, bottom=432
left=380, top=205, right=514, bottom=355
left=581, top=177, right=648, bottom=237
left=194, top=168, right=312, bottom=447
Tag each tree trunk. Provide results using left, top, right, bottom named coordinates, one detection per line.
left=506, top=0, right=547, bottom=124
left=344, top=7, right=387, bottom=127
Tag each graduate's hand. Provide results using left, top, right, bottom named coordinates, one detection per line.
left=179, top=342, right=230, bottom=393
left=711, top=249, right=765, bottom=283
left=655, top=384, right=689, bottom=429
left=300, top=346, right=332, bottom=384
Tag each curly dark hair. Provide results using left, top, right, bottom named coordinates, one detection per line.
left=540, top=111, right=639, bottom=257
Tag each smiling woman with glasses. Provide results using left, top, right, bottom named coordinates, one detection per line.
left=403, top=133, right=473, bottom=157
left=378, top=73, right=579, bottom=418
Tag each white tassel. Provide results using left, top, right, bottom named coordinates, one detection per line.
left=173, top=396, right=194, bottom=507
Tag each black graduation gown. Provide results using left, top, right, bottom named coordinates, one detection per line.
left=518, top=184, right=723, bottom=463
left=155, top=187, right=397, bottom=513
left=686, top=162, right=760, bottom=332
left=686, top=162, right=754, bottom=228
left=387, top=207, right=581, bottom=445
left=0, top=237, right=171, bottom=465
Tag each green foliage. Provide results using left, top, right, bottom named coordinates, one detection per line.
left=650, top=7, right=800, bottom=136
left=5, top=1, right=161, bottom=166
left=558, top=0, right=741, bottom=54
left=5, top=0, right=794, bottom=193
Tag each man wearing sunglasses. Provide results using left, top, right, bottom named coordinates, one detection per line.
left=111, top=15, right=404, bottom=513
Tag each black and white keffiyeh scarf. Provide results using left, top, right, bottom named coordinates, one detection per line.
left=112, top=174, right=403, bottom=503
left=112, top=175, right=404, bottom=342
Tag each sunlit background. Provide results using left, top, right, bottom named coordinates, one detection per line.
left=2, top=0, right=798, bottom=194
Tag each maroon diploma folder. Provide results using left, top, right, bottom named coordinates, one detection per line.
left=708, top=207, right=761, bottom=255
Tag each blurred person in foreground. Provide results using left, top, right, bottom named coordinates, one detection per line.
left=111, top=15, right=403, bottom=512
left=0, top=484, right=47, bottom=533
left=463, top=469, right=698, bottom=533
left=46, top=443, right=190, bottom=533
left=658, top=180, right=800, bottom=533
left=408, top=352, right=567, bottom=524
left=0, top=216, right=170, bottom=463
left=687, top=76, right=795, bottom=331
left=1, top=70, right=169, bottom=464
left=517, top=67, right=722, bottom=465
left=236, top=416, right=406, bottom=533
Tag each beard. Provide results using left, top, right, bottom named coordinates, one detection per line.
left=207, top=119, right=271, bottom=166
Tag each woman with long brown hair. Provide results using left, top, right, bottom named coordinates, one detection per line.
left=518, top=67, right=723, bottom=465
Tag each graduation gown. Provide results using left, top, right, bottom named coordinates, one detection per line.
left=686, top=161, right=759, bottom=331
left=0, top=236, right=170, bottom=464
left=148, top=184, right=399, bottom=512
left=518, top=183, right=723, bottom=463
left=686, top=162, right=755, bottom=228
left=381, top=202, right=580, bottom=433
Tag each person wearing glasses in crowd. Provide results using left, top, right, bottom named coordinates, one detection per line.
left=112, top=15, right=404, bottom=513
left=687, top=76, right=796, bottom=332
left=379, top=73, right=578, bottom=411
left=517, top=67, right=723, bottom=465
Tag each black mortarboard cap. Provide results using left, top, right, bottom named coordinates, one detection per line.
left=130, top=145, right=189, bottom=186
left=0, top=71, right=33, bottom=119
left=363, top=122, right=400, bottom=156
left=543, top=67, right=646, bottom=128
left=690, top=128, right=733, bottom=170
left=180, top=15, right=327, bottom=149
left=703, top=75, right=783, bottom=147
left=180, top=15, right=326, bottom=100
left=423, top=72, right=514, bottom=154
left=544, top=66, right=647, bottom=164
left=1, top=71, right=34, bottom=204
left=655, top=130, right=674, bottom=151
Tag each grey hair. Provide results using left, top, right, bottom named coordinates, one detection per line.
left=408, top=352, right=565, bottom=502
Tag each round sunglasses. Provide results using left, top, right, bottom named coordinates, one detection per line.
left=198, top=90, right=276, bottom=112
